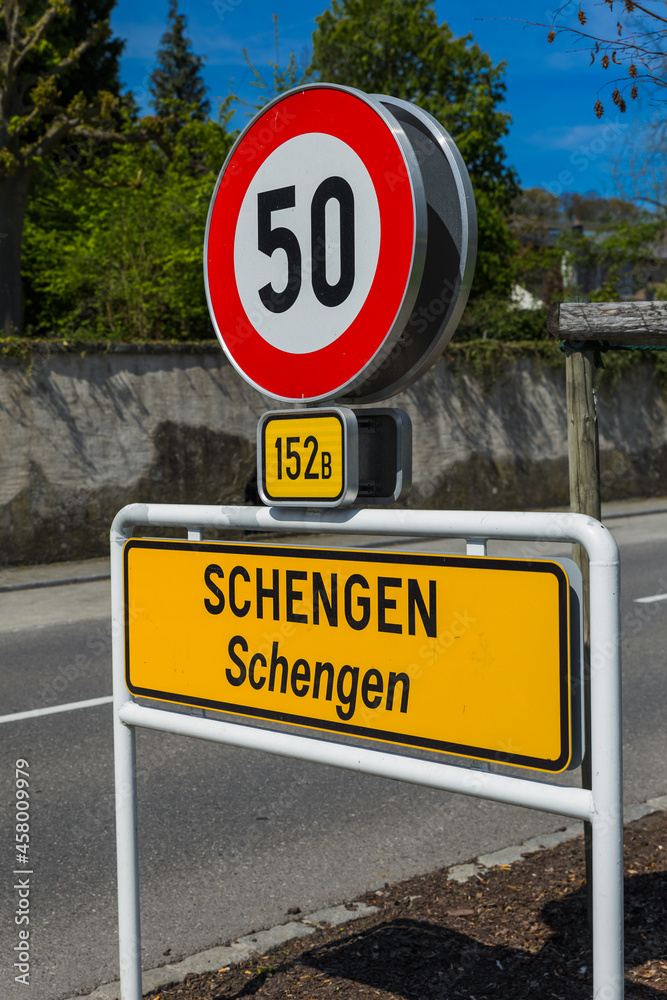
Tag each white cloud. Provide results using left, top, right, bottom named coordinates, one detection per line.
left=524, top=121, right=628, bottom=150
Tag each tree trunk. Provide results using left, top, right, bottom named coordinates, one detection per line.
left=0, top=169, right=32, bottom=336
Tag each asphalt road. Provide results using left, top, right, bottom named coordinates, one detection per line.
left=1, top=503, right=666, bottom=1000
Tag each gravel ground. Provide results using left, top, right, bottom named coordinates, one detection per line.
left=144, top=809, right=667, bottom=1000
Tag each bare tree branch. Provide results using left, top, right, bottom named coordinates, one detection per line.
left=628, top=2, right=667, bottom=26
left=495, top=2, right=667, bottom=114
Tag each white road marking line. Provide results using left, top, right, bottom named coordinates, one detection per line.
left=634, top=593, right=667, bottom=604
left=0, top=695, right=113, bottom=725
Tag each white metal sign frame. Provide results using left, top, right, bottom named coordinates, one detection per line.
left=111, top=504, right=623, bottom=1000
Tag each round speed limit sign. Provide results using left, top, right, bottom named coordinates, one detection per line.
left=205, top=84, right=475, bottom=403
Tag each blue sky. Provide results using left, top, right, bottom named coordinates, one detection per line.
left=109, top=0, right=650, bottom=199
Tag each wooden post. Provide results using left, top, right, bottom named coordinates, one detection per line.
left=549, top=299, right=667, bottom=932
left=565, top=337, right=601, bottom=606
left=549, top=298, right=667, bottom=598
left=560, top=299, right=600, bottom=931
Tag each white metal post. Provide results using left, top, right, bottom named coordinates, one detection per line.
left=465, top=537, right=488, bottom=556
left=111, top=517, right=143, bottom=1000
left=111, top=504, right=622, bottom=1000
left=589, top=551, right=624, bottom=999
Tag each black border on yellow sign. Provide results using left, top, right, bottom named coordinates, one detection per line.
left=124, top=539, right=573, bottom=772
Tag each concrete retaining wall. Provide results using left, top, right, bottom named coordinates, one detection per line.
left=1, top=343, right=666, bottom=566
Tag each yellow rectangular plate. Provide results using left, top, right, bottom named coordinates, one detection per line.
left=258, top=410, right=354, bottom=504
left=124, top=539, right=574, bottom=772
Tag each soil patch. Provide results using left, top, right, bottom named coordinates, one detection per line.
left=146, top=810, right=667, bottom=1000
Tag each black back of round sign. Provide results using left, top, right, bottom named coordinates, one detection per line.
left=204, top=83, right=475, bottom=404
left=349, top=96, right=477, bottom=403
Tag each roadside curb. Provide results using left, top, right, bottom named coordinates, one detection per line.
left=0, top=573, right=110, bottom=594
left=72, top=793, right=667, bottom=1000
left=78, top=903, right=380, bottom=1000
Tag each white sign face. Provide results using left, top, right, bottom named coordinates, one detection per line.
left=233, top=132, right=381, bottom=355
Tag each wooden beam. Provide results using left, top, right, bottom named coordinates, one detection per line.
left=548, top=300, right=667, bottom=345
left=567, top=350, right=601, bottom=524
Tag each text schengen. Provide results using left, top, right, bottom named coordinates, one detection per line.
left=203, top=564, right=436, bottom=634
left=203, top=563, right=438, bottom=721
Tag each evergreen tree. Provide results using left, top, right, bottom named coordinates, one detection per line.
left=0, top=0, right=128, bottom=335
left=51, top=0, right=124, bottom=100
left=149, top=0, right=210, bottom=123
